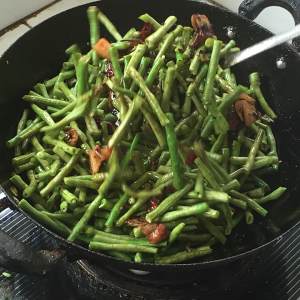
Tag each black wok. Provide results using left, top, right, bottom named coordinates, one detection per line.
left=0, top=0, right=300, bottom=276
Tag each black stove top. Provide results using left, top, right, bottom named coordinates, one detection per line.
left=0, top=191, right=299, bottom=300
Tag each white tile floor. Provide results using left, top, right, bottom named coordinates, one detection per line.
left=0, top=0, right=54, bottom=31
left=0, top=0, right=96, bottom=57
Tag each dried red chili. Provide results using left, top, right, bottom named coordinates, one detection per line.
left=64, top=128, right=79, bottom=146
left=147, top=224, right=168, bottom=244
left=88, top=145, right=112, bottom=174
left=104, top=62, right=114, bottom=78
left=191, top=14, right=214, bottom=48
left=234, top=93, right=258, bottom=127
left=149, top=198, right=159, bottom=210
left=185, top=150, right=197, bottom=166
left=140, top=22, right=154, bottom=41
left=126, top=218, right=169, bottom=244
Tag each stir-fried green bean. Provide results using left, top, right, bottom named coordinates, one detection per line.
left=7, top=8, right=286, bottom=265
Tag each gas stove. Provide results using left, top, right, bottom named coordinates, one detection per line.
left=0, top=1, right=299, bottom=299
left=0, top=191, right=299, bottom=300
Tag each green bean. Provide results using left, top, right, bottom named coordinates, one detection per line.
left=246, top=187, right=265, bottom=198
left=201, top=85, right=246, bottom=138
left=16, top=162, right=36, bottom=173
left=51, top=100, right=76, bottom=118
left=46, top=191, right=60, bottom=210
left=256, top=187, right=287, bottom=204
left=156, top=245, right=212, bottom=264
left=85, top=115, right=101, bottom=136
left=41, top=150, right=81, bottom=197
left=35, top=83, right=49, bottom=97
left=44, top=70, right=75, bottom=88
left=229, top=190, right=267, bottom=217
left=134, top=252, right=143, bottom=263
left=241, top=136, right=265, bottom=156
left=169, top=223, right=186, bottom=244
left=15, top=109, right=29, bottom=154
left=194, top=173, right=204, bottom=197
left=89, top=241, right=157, bottom=254
left=244, top=129, right=264, bottom=175
left=187, top=190, right=229, bottom=203
left=203, top=40, right=222, bottom=109
left=68, top=149, right=119, bottom=241
left=245, top=210, right=254, bottom=224
left=194, top=157, right=220, bottom=190
left=130, top=56, right=151, bottom=92
left=142, top=107, right=166, bottom=147
left=121, top=133, right=141, bottom=169
left=266, top=126, right=278, bottom=168
left=220, top=40, right=236, bottom=57
left=155, top=25, right=182, bottom=64
left=222, top=179, right=240, bottom=192
left=123, top=181, right=166, bottom=199
left=189, top=47, right=202, bottom=76
left=76, top=55, right=90, bottom=96
left=12, top=153, right=34, bottom=166
left=229, top=198, right=247, bottom=210
left=161, top=63, right=177, bottom=112
left=220, top=204, right=233, bottom=235
left=161, top=203, right=209, bottom=222
left=222, top=147, right=230, bottom=171
left=250, top=73, right=276, bottom=119
left=53, top=146, right=87, bottom=175
left=210, top=133, right=225, bottom=153
left=7, top=121, right=44, bottom=148
left=98, top=9, right=122, bottom=41
left=92, top=234, right=158, bottom=247
left=108, top=95, right=142, bottom=148
left=87, top=6, right=100, bottom=65
left=61, top=189, right=78, bottom=205
left=139, top=13, right=161, bottom=30
left=208, top=158, right=231, bottom=183
left=108, top=251, right=132, bottom=261
left=129, top=67, right=169, bottom=126
left=9, top=174, right=38, bottom=200
left=125, top=44, right=147, bottom=79
left=145, top=183, right=192, bottom=223
left=183, top=64, right=208, bottom=116
left=23, top=170, right=37, bottom=198
left=19, top=199, right=70, bottom=236
left=203, top=208, right=220, bottom=219
left=165, top=113, right=184, bottom=189
left=42, top=92, right=91, bottom=132
left=145, top=55, right=165, bottom=87
left=145, top=16, right=177, bottom=49
left=199, top=217, right=226, bottom=244
left=43, top=135, right=80, bottom=155
left=59, top=201, right=69, bottom=213
left=105, top=194, right=129, bottom=227
left=106, top=173, right=158, bottom=227
left=117, top=180, right=172, bottom=226
left=23, top=94, right=68, bottom=108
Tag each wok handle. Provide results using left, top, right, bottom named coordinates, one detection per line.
left=239, top=0, right=300, bottom=49
left=0, top=229, right=65, bottom=275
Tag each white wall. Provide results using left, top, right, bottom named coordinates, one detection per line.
left=0, top=0, right=54, bottom=30
left=0, top=0, right=296, bottom=33
left=214, top=0, right=295, bottom=33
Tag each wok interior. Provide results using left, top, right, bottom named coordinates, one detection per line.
left=0, top=0, right=300, bottom=262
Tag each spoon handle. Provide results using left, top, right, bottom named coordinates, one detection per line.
left=224, top=24, right=300, bottom=67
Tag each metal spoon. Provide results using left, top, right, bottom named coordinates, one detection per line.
left=224, top=24, right=300, bottom=68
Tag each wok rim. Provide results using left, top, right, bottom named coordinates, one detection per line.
left=1, top=0, right=299, bottom=270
